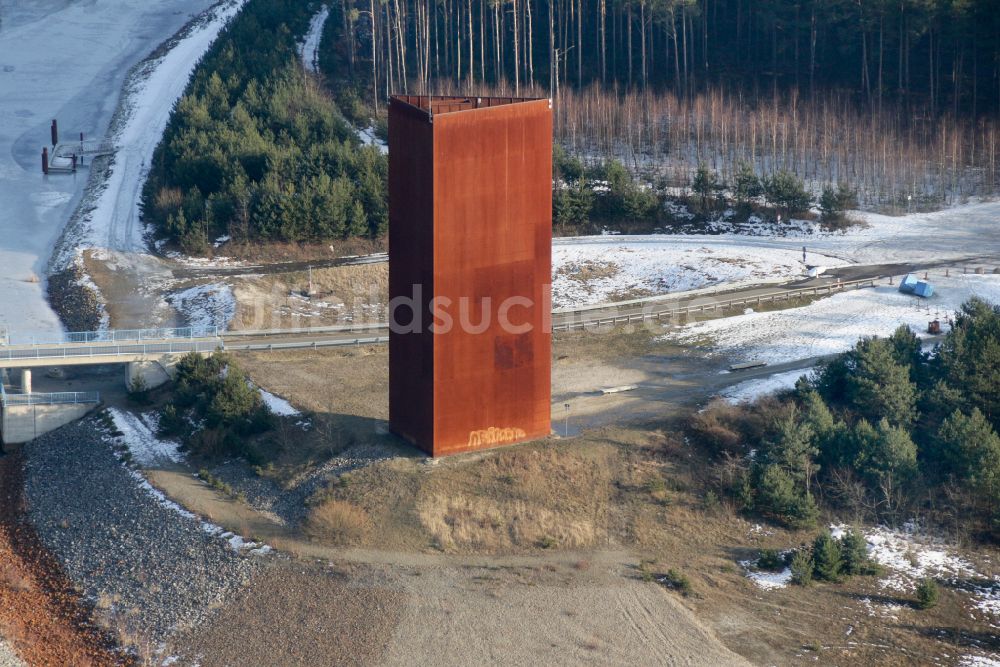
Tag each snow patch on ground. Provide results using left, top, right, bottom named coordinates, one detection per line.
left=199, top=524, right=270, bottom=554
left=166, top=283, right=236, bottom=330
left=859, top=523, right=978, bottom=592
left=259, top=388, right=301, bottom=417
left=745, top=522, right=1000, bottom=632
left=357, top=126, right=388, bottom=154
left=740, top=560, right=793, bottom=590
left=719, top=368, right=813, bottom=404
left=107, top=408, right=183, bottom=467
left=298, top=5, right=329, bottom=73
left=669, top=274, right=1000, bottom=366
left=551, top=240, right=842, bottom=308
left=126, top=468, right=196, bottom=520
left=834, top=523, right=1000, bottom=631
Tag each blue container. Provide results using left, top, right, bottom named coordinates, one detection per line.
left=898, top=273, right=919, bottom=294
left=914, top=281, right=935, bottom=298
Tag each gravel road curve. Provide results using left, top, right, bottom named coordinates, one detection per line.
left=22, top=417, right=263, bottom=646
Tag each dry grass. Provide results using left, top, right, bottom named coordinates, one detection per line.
left=232, top=346, right=402, bottom=485
left=230, top=263, right=387, bottom=331
left=306, top=499, right=373, bottom=545
left=555, top=260, right=620, bottom=283
left=416, top=441, right=618, bottom=553
left=313, top=437, right=639, bottom=553
left=221, top=237, right=385, bottom=263
left=552, top=326, right=663, bottom=363
left=417, top=448, right=614, bottom=551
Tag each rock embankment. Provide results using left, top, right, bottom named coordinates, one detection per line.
left=22, top=418, right=263, bottom=646
left=46, top=265, right=103, bottom=333
left=0, top=452, right=124, bottom=666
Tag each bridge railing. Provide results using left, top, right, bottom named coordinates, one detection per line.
left=5, top=326, right=220, bottom=347
left=0, top=389, right=101, bottom=407
left=0, top=340, right=223, bottom=363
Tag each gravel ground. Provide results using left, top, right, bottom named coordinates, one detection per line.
left=22, top=417, right=264, bottom=646
left=0, top=641, right=23, bottom=667
left=210, top=442, right=394, bottom=526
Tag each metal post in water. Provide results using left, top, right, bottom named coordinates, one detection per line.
left=51, top=119, right=58, bottom=146
left=41, top=147, right=48, bottom=174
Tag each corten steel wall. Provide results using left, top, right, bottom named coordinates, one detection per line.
left=388, top=99, right=435, bottom=449
left=388, top=96, right=552, bottom=457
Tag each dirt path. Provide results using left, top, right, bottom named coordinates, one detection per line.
left=0, top=453, right=127, bottom=666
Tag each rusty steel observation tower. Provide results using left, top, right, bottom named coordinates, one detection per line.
left=388, top=95, right=553, bottom=457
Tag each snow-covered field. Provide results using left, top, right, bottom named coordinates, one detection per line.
left=0, top=0, right=216, bottom=336
left=552, top=200, right=1000, bottom=308
left=671, top=273, right=1000, bottom=366
left=551, top=240, right=842, bottom=308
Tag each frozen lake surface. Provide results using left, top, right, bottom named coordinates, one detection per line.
left=0, top=0, right=214, bottom=336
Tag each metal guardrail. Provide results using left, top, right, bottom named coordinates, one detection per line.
left=224, top=336, right=389, bottom=351
left=53, top=139, right=115, bottom=158
left=551, top=277, right=880, bottom=332
left=7, top=325, right=221, bottom=347
left=0, top=336, right=391, bottom=365
left=222, top=323, right=386, bottom=338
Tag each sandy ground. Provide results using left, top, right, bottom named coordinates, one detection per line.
left=170, top=560, right=402, bottom=666
left=382, top=560, right=751, bottom=667
left=163, top=549, right=749, bottom=666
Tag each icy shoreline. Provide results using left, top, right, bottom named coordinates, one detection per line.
left=51, top=0, right=246, bottom=269
left=0, top=0, right=218, bottom=337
